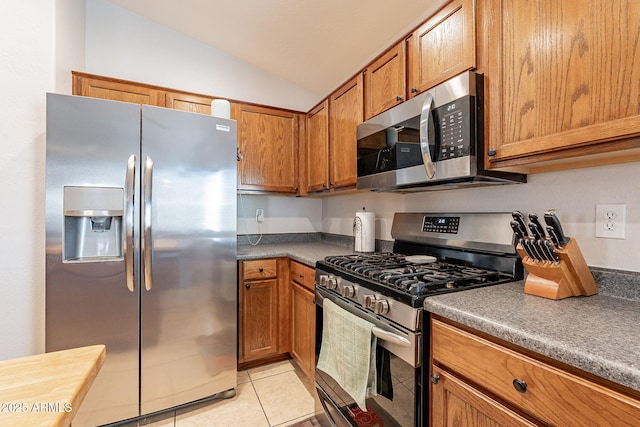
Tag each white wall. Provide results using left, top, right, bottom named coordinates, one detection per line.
left=85, top=0, right=320, bottom=112
left=323, top=161, right=640, bottom=272
left=0, top=0, right=84, bottom=360
left=237, top=195, right=322, bottom=236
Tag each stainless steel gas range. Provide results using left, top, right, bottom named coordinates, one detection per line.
left=314, top=212, right=523, bottom=427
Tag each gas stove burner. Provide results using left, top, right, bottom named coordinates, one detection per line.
left=321, top=252, right=508, bottom=299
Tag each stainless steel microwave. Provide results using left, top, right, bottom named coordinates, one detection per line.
left=356, top=71, right=526, bottom=192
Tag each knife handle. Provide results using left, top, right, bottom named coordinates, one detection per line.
left=529, top=213, right=547, bottom=238
left=525, top=239, right=544, bottom=262
left=528, top=222, right=543, bottom=241
left=511, top=221, right=535, bottom=260
left=545, top=240, right=560, bottom=264
left=510, top=220, right=526, bottom=240
left=512, top=211, right=529, bottom=237
left=544, top=210, right=570, bottom=244
left=546, top=225, right=562, bottom=249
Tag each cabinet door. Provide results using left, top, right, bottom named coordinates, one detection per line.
left=290, top=282, right=315, bottom=379
left=241, top=279, right=279, bottom=361
left=432, top=318, right=640, bottom=426
left=235, top=104, right=299, bottom=193
left=306, top=99, right=330, bottom=192
left=329, top=74, right=363, bottom=190
left=407, top=0, right=475, bottom=97
left=485, top=0, right=640, bottom=168
left=73, top=73, right=165, bottom=106
left=364, top=42, right=406, bottom=120
left=430, top=366, right=538, bottom=427
left=165, top=92, right=214, bottom=115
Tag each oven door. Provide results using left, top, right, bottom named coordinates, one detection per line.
left=315, top=287, right=423, bottom=427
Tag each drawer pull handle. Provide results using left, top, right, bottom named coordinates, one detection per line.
left=430, top=374, right=440, bottom=384
left=513, top=379, right=527, bottom=393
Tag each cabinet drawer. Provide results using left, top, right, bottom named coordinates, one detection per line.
left=243, top=259, right=277, bottom=280
left=290, top=260, right=315, bottom=291
left=431, top=319, right=640, bottom=426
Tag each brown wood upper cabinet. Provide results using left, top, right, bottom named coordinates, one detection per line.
left=165, top=92, right=215, bottom=115
left=364, top=42, right=406, bottom=120
left=305, top=99, right=330, bottom=193
left=233, top=104, right=300, bottom=194
left=329, top=74, right=363, bottom=190
left=483, top=0, right=640, bottom=171
left=73, top=72, right=166, bottom=106
left=407, top=0, right=476, bottom=98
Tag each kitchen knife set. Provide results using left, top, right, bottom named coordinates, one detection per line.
left=511, top=210, right=598, bottom=300
left=510, top=210, right=567, bottom=264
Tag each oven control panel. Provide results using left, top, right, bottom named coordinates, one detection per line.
left=422, top=216, right=460, bottom=234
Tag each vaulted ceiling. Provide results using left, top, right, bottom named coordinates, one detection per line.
left=106, top=0, right=447, bottom=98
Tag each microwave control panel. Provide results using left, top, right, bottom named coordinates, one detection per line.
left=435, top=96, right=474, bottom=160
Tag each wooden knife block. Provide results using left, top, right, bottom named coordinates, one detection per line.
left=517, top=239, right=598, bottom=300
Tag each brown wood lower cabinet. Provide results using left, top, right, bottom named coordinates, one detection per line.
left=430, top=317, right=640, bottom=426
left=289, top=260, right=316, bottom=379
left=239, top=259, right=289, bottom=367
left=430, top=365, right=537, bottom=426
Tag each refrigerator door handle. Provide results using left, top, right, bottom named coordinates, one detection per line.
left=142, top=156, right=154, bottom=291
left=125, top=154, right=136, bottom=292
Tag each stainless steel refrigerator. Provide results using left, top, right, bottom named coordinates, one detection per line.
left=45, top=93, right=237, bottom=426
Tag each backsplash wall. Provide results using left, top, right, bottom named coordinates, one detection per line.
left=323, top=162, right=640, bottom=272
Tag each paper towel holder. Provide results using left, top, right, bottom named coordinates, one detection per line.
left=353, top=207, right=375, bottom=253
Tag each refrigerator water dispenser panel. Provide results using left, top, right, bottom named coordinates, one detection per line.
left=63, top=186, right=124, bottom=262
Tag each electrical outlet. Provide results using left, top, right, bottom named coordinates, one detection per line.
left=255, top=208, right=264, bottom=224
left=595, top=204, right=626, bottom=239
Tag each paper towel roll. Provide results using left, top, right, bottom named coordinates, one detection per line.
left=353, top=211, right=375, bottom=253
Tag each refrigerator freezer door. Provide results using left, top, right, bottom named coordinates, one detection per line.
left=140, top=105, right=238, bottom=414
left=45, top=94, right=140, bottom=426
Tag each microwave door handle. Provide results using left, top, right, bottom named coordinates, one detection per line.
left=419, top=92, right=436, bottom=179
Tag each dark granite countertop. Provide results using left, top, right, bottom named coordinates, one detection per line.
left=424, top=281, right=640, bottom=393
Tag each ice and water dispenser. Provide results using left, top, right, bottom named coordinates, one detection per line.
left=63, top=186, right=124, bottom=262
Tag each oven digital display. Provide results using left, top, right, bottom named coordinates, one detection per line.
left=422, top=216, right=460, bottom=233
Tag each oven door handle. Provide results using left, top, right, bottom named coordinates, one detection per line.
left=372, top=326, right=411, bottom=347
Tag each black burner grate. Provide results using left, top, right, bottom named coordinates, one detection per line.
left=324, top=253, right=504, bottom=297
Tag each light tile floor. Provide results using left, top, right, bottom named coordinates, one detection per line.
left=133, top=360, right=319, bottom=427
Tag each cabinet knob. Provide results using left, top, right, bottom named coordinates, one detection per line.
left=430, top=374, right=440, bottom=384
left=259, top=267, right=264, bottom=273
left=396, top=96, right=403, bottom=102
left=411, top=87, right=418, bottom=93
left=488, top=149, right=497, bottom=157
left=299, top=274, right=304, bottom=279
left=245, top=284, right=251, bottom=289
left=512, top=378, right=527, bottom=393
